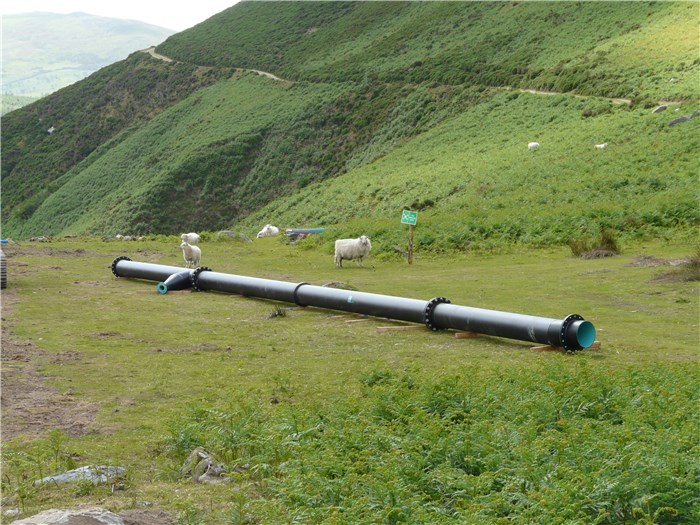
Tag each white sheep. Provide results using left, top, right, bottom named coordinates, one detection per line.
left=181, top=232, right=201, bottom=244
left=180, top=242, right=201, bottom=268
left=528, top=142, right=540, bottom=150
left=595, top=143, right=608, bottom=149
left=334, top=235, right=372, bottom=268
left=256, top=224, right=280, bottom=238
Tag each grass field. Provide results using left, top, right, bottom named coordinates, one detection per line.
left=1, top=236, right=697, bottom=523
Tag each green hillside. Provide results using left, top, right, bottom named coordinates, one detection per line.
left=158, top=1, right=699, bottom=99
left=2, top=1, right=698, bottom=249
left=245, top=89, right=698, bottom=250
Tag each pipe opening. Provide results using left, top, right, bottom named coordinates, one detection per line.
left=156, top=282, right=169, bottom=294
left=576, top=320, right=596, bottom=349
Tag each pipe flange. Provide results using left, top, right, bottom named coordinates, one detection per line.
left=560, top=313, right=584, bottom=351
left=111, top=256, right=131, bottom=277
left=190, top=266, right=211, bottom=292
left=293, top=282, right=308, bottom=307
left=424, top=296, right=451, bottom=331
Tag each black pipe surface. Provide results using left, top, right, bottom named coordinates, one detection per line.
left=112, top=257, right=596, bottom=350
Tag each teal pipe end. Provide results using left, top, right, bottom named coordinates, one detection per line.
left=576, top=320, right=596, bottom=349
left=156, top=282, right=168, bottom=294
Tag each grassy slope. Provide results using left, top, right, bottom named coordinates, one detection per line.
left=244, top=88, right=699, bottom=250
left=7, top=81, right=699, bottom=245
left=11, top=75, right=346, bottom=236
left=1, top=237, right=697, bottom=523
left=3, top=1, right=698, bottom=242
left=159, top=1, right=699, bottom=99
left=2, top=52, right=234, bottom=229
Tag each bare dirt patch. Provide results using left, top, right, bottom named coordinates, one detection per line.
left=648, top=269, right=699, bottom=284
left=625, top=254, right=690, bottom=267
left=1, top=288, right=98, bottom=441
left=625, top=254, right=698, bottom=283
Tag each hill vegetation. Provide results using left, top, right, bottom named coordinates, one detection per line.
left=1, top=12, right=174, bottom=109
left=159, top=1, right=698, bottom=99
left=2, top=1, right=698, bottom=252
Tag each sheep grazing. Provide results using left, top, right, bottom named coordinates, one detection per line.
left=256, top=224, right=280, bottom=238
left=181, top=232, right=201, bottom=244
left=334, top=235, right=372, bottom=268
left=595, top=143, right=608, bottom=149
left=180, top=242, right=201, bottom=268
left=528, top=142, right=540, bottom=150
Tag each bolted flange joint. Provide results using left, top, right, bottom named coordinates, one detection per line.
left=424, top=296, right=451, bottom=331
left=560, top=313, right=584, bottom=351
left=191, top=267, right=212, bottom=292
left=111, top=256, right=131, bottom=277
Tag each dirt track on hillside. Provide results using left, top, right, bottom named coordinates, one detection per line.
left=141, top=46, right=641, bottom=105
left=517, top=87, right=631, bottom=105
left=142, top=46, right=285, bottom=81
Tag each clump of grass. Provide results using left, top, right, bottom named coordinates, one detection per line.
left=1, top=430, right=78, bottom=510
left=652, top=245, right=700, bottom=283
left=267, top=306, right=287, bottom=319
left=681, top=246, right=700, bottom=281
left=569, top=228, right=621, bottom=259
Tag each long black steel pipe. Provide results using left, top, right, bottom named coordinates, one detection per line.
left=111, top=257, right=596, bottom=350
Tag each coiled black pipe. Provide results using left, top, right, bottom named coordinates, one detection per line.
left=111, top=257, right=596, bottom=350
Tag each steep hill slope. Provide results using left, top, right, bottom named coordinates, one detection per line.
left=2, top=1, right=698, bottom=246
left=159, top=1, right=698, bottom=99
left=243, top=89, right=698, bottom=250
left=1, top=12, right=174, bottom=103
left=2, top=52, right=234, bottom=228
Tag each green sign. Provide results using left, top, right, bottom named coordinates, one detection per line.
left=401, top=209, right=418, bottom=226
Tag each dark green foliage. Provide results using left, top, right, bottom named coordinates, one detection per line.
left=158, top=1, right=697, bottom=99
left=2, top=53, right=233, bottom=227
left=164, top=365, right=700, bottom=523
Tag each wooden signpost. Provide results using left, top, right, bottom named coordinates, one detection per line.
left=401, top=209, right=418, bottom=264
